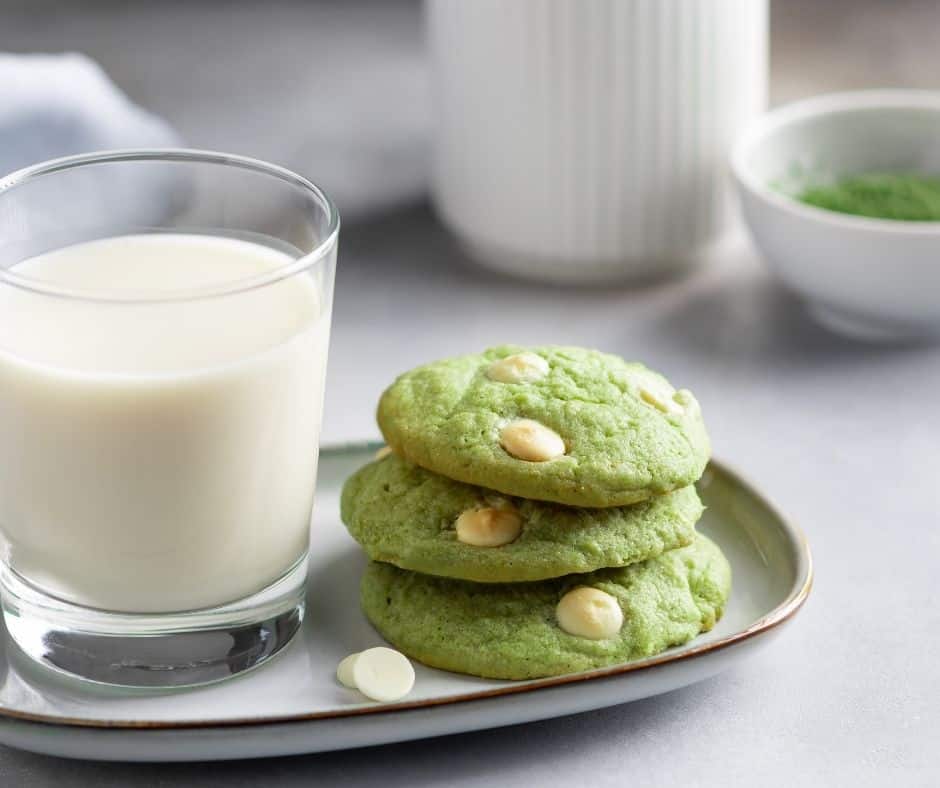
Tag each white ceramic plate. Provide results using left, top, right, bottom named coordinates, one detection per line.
left=0, top=443, right=812, bottom=762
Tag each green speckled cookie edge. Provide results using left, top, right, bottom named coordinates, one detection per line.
left=341, top=454, right=703, bottom=582
left=361, top=533, right=731, bottom=680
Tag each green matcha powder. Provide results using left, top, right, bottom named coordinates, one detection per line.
left=797, top=172, right=940, bottom=221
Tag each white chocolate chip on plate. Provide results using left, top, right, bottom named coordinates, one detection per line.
left=336, top=652, right=360, bottom=688
left=500, top=419, right=566, bottom=462
left=352, top=646, right=416, bottom=702
left=556, top=587, right=624, bottom=640
left=456, top=506, right=523, bottom=547
left=487, top=352, right=550, bottom=384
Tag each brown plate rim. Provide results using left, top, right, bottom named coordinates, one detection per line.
left=0, top=443, right=813, bottom=731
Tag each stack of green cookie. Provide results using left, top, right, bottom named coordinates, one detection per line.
left=341, top=346, right=731, bottom=680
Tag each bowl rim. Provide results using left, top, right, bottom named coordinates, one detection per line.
left=730, top=89, right=940, bottom=236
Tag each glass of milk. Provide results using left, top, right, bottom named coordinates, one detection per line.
left=0, top=150, right=338, bottom=687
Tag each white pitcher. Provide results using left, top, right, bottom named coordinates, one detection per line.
left=426, top=0, right=768, bottom=283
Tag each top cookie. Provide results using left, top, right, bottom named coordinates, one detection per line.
left=377, top=345, right=710, bottom=507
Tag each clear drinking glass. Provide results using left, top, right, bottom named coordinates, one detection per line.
left=0, top=150, right=339, bottom=687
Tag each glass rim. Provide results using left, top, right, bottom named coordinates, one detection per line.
left=0, top=148, right=340, bottom=304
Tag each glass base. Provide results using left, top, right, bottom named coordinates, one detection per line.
left=0, top=559, right=305, bottom=688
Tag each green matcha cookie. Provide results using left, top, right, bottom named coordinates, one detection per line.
left=341, top=453, right=703, bottom=582
left=376, top=346, right=709, bottom=507
left=361, top=533, right=731, bottom=680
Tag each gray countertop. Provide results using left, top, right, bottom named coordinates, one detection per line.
left=2, top=0, right=939, bottom=784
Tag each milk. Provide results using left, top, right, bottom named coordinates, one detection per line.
left=0, top=234, right=330, bottom=613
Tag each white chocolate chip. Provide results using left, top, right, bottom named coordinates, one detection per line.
left=483, top=493, right=513, bottom=510
left=500, top=419, right=566, bottom=462
left=556, top=587, right=624, bottom=640
left=673, top=389, right=699, bottom=414
left=352, top=647, right=416, bottom=702
left=636, top=375, right=684, bottom=416
left=456, top=506, right=523, bottom=547
left=374, top=445, right=394, bottom=460
left=337, top=652, right=360, bottom=688
left=487, top=352, right=550, bottom=384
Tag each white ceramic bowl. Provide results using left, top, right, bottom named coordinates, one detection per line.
left=731, top=90, right=940, bottom=341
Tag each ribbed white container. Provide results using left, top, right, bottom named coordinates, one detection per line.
left=426, top=0, right=768, bottom=283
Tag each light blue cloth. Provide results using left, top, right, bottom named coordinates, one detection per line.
left=0, top=52, right=179, bottom=178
